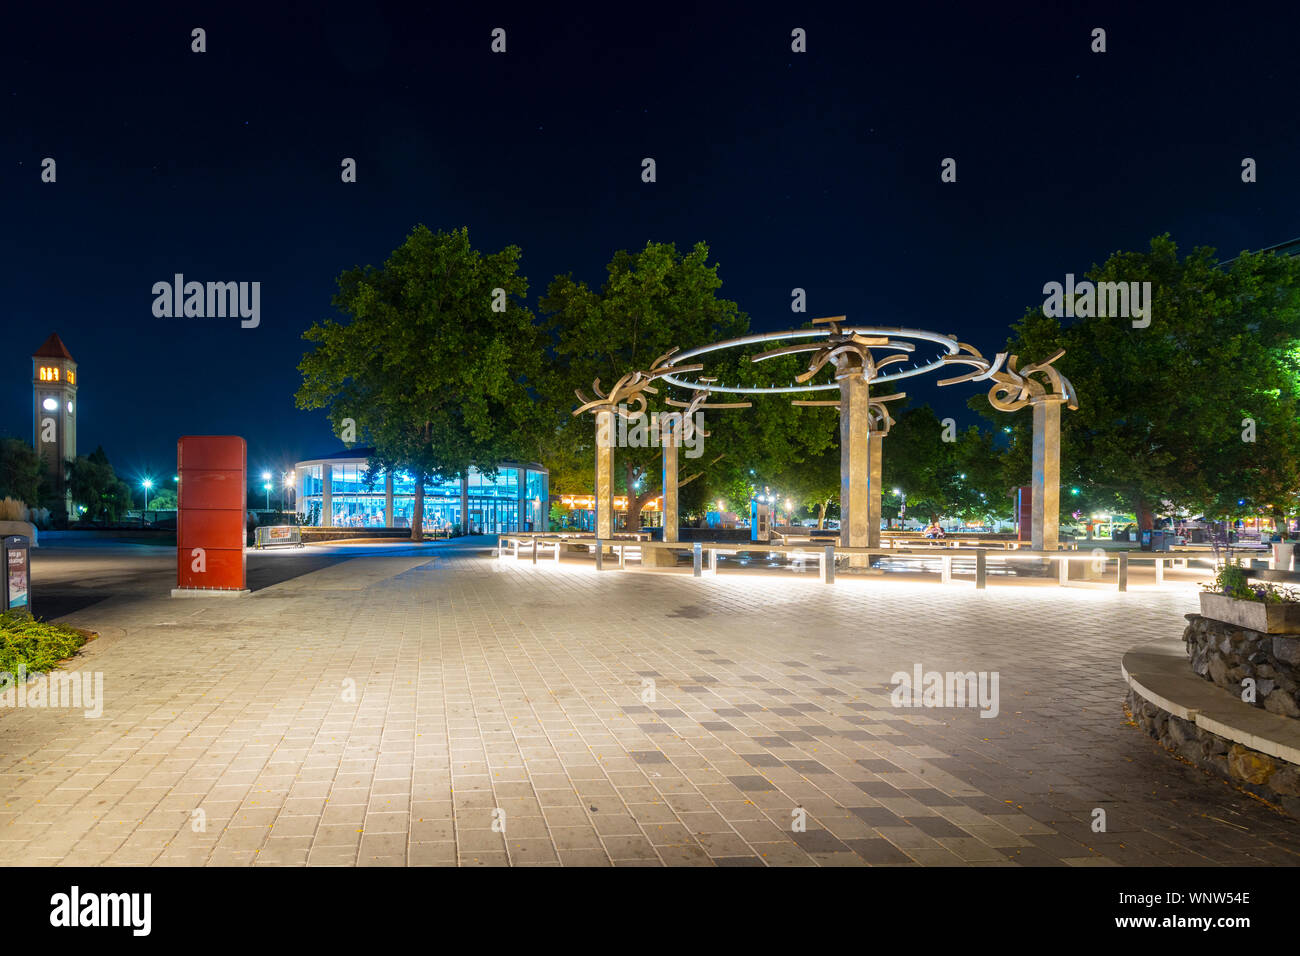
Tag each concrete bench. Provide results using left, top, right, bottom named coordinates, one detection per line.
left=1123, top=641, right=1300, bottom=766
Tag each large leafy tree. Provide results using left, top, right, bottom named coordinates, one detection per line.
left=297, top=225, right=546, bottom=540
left=541, top=241, right=749, bottom=528
left=0, top=438, right=43, bottom=507
left=881, top=405, right=1009, bottom=525
left=67, top=446, right=131, bottom=521
left=981, top=236, right=1300, bottom=532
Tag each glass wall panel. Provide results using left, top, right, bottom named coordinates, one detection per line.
left=390, top=495, right=461, bottom=532
left=424, top=471, right=462, bottom=497
left=301, top=495, right=323, bottom=526
left=331, top=495, right=386, bottom=527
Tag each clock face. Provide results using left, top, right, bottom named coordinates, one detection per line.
left=67, top=401, right=74, bottom=414
left=42, top=397, right=58, bottom=411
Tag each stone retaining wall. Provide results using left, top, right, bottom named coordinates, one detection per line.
left=1182, top=613, right=1300, bottom=717
left=1126, top=689, right=1300, bottom=817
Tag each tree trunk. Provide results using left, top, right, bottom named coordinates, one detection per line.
left=1134, top=493, right=1155, bottom=531
left=817, top=501, right=828, bottom=529
left=411, top=471, right=424, bottom=542
left=1272, top=505, right=1289, bottom=540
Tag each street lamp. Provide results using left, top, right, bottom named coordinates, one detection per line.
left=142, top=478, right=153, bottom=512
left=263, top=482, right=272, bottom=511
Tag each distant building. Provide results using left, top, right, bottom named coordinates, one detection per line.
left=32, top=333, right=77, bottom=516
left=294, top=449, right=548, bottom=534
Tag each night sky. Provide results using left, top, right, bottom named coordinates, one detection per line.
left=4, top=1, right=1299, bottom=488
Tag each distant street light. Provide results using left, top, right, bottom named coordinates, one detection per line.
left=263, top=482, right=272, bottom=511
left=142, top=478, right=153, bottom=512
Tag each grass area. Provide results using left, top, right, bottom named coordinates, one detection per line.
left=0, top=611, right=89, bottom=675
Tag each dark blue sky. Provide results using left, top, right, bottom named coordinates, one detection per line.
left=4, top=0, right=1298, bottom=488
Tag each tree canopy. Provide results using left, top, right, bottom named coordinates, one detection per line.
left=980, top=235, right=1300, bottom=530
left=296, top=225, right=546, bottom=539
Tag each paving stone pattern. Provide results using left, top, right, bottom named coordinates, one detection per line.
left=2, top=543, right=1298, bottom=866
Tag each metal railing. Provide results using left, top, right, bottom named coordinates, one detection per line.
left=496, top=533, right=1209, bottom=590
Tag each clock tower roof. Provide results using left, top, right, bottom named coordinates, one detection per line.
left=33, top=333, right=74, bottom=362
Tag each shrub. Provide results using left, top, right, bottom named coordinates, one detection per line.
left=0, top=612, right=88, bottom=675
left=1205, top=563, right=1298, bottom=604
left=0, top=497, right=29, bottom=522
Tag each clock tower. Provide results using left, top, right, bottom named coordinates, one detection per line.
left=32, top=333, right=77, bottom=517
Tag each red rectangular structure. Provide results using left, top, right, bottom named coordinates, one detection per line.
left=176, top=436, right=247, bottom=592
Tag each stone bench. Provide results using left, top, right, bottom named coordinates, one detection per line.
left=1123, top=641, right=1300, bottom=814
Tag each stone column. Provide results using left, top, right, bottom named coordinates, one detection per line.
left=321, top=465, right=333, bottom=527
left=459, top=474, right=469, bottom=535
left=518, top=466, right=527, bottom=531
left=839, top=375, right=871, bottom=551
left=867, top=431, right=883, bottom=548
left=661, top=416, right=678, bottom=544
left=595, top=408, right=615, bottom=540
left=384, top=471, right=394, bottom=527
left=1031, top=398, right=1061, bottom=551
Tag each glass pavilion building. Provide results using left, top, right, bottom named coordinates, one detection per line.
left=295, top=449, right=548, bottom=534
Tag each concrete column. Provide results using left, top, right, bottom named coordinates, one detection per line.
left=867, top=431, right=883, bottom=549
left=661, top=417, right=678, bottom=544
left=1031, top=399, right=1061, bottom=551
left=384, top=471, right=394, bottom=527
left=460, top=474, right=469, bottom=535
left=321, top=465, right=333, bottom=527
left=839, top=375, right=871, bottom=551
left=595, top=408, right=615, bottom=540
left=518, top=466, right=527, bottom=532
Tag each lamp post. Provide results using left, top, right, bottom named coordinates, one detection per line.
left=261, top=472, right=272, bottom=512
left=142, top=479, right=153, bottom=513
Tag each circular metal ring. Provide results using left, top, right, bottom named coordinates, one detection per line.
left=659, top=326, right=962, bottom=395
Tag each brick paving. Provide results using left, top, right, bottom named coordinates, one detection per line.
left=1, top=538, right=1298, bottom=867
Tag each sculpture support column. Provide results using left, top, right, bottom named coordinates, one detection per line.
left=384, top=471, right=394, bottom=527
left=321, top=466, right=333, bottom=527
left=1031, top=398, right=1061, bottom=551
left=840, top=376, right=871, bottom=552
left=867, top=431, right=883, bottom=548
left=661, top=418, right=678, bottom=544
left=595, top=408, right=614, bottom=540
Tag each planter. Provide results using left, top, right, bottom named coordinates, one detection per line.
left=1199, top=592, right=1300, bottom=634
left=1274, top=541, right=1296, bottom=572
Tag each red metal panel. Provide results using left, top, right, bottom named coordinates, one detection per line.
left=177, top=436, right=246, bottom=591
left=179, top=471, right=244, bottom=511
left=176, top=548, right=246, bottom=590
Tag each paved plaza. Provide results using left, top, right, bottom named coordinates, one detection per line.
left=2, top=537, right=1298, bottom=867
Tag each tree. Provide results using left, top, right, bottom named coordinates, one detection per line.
left=981, top=235, right=1300, bottom=531
left=881, top=406, right=1009, bottom=526
left=543, top=248, right=841, bottom=529
left=0, top=438, right=43, bottom=507
left=296, top=226, right=546, bottom=540
left=67, top=446, right=131, bottom=522
left=145, top=486, right=178, bottom=511
left=772, top=425, right=840, bottom=528
left=540, top=241, right=748, bottom=528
